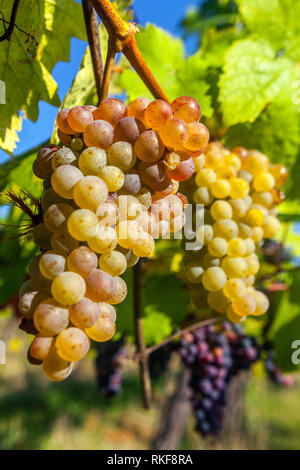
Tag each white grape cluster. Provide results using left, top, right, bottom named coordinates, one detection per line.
left=18, top=95, right=209, bottom=381
left=181, top=142, right=288, bottom=323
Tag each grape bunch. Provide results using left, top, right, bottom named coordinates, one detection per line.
left=180, top=142, right=288, bottom=323
left=180, top=323, right=259, bottom=437
left=18, top=95, right=209, bottom=381
left=263, top=342, right=294, bottom=388
left=95, top=339, right=128, bottom=397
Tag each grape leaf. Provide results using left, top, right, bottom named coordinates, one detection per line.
left=237, top=0, right=300, bottom=60
left=223, top=98, right=300, bottom=198
left=120, top=24, right=212, bottom=116
left=219, top=39, right=294, bottom=126
left=0, top=0, right=86, bottom=154
left=268, top=273, right=300, bottom=372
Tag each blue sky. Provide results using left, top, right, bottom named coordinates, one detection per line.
left=0, top=0, right=198, bottom=164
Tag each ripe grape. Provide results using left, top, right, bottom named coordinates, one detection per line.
left=160, top=118, right=189, bottom=148
left=229, top=178, right=249, bottom=199
left=78, top=147, right=107, bottom=175
left=51, top=271, right=86, bottom=305
left=139, top=160, right=171, bottom=191
left=93, top=98, right=127, bottom=126
left=98, top=166, right=125, bottom=192
left=210, top=200, right=232, bottom=221
left=227, top=238, right=246, bottom=257
left=251, top=290, right=270, bottom=316
left=56, top=109, right=73, bottom=135
left=262, top=215, right=280, bottom=238
left=88, top=226, right=118, bottom=254
left=85, top=269, right=116, bottom=302
left=34, top=298, right=69, bottom=336
left=67, top=209, right=98, bottom=241
left=193, top=187, right=214, bottom=205
left=73, top=175, right=108, bottom=211
left=183, top=122, right=209, bottom=152
left=69, top=297, right=101, bottom=329
left=99, top=302, right=117, bottom=322
left=67, top=246, right=98, bottom=278
left=223, top=279, right=246, bottom=300
left=18, top=291, right=47, bottom=319
left=51, top=165, right=83, bottom=199
left=99, top=250, right=127, bottom=276
left=107, top=141, right=136, bottom=171
left=51, top=147, right=76, bottom=169
left=144, top=99, right=172, bottom=129
left=114, top=116, right=146, bottom=144
left=122, top=172, right=141, bottom=194
left=232, top=294, right=256, bottom=316
left=56, top=327, right=90, bottom=362
left=195, top=168, right=216, bottom=187
left=30, top=335, right=53, bottom=360
left=71, top=137, right=84, bottom=152
left=43, top=344, right=73, bottom=381
left=134, top=130, right=165, bottom=162
left=211, top=179, right=231, bottom=198
left=107, top=276, right=127, bottom=305
left=130, top=232, right=155, bottom=257
left=202, top=267, right=227, bottom=292
left=269, top=164, right=288, bottom=187
left=83, top=120, right=114, bottom=149
left=85, top=316, right=116, bottom=342
left=221, top=256, right=248, bottom=278
left=67, top=106, right=93, bottom=132
left=36, top=146, right=56, bottom=175
left=39, top=251, right=66, bottom=280
left=208, top=237, right=228, bottom=257
left=127, top=97, right=151, bottom=122
left=165, top=153, right=195, bottom=182
left=51, top=230, right=79, bottom=255
left=213, top=220, right=238, bottom=239
left=253, top=172, right=275, bottom=191
left=171, top=96, right=201, bottom=123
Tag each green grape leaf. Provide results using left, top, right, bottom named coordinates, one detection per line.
left=268, top=273, right=300, bottom=372
left=223, top=98, right=300, bottom=198
left=120, top=24, right=212, bottom=116
left=143, top=309, right=172, bottom=346
left=237, top=0, right=300, bottom=60
left=219, top=39, right=293, bottom=126
left=0, top=146, right=42, bottom=197
left=0, top=0, right=86, bottom=154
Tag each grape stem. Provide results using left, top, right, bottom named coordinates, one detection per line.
left=133, top=260, right=152, bottom=409
left=100, top=35, right=120, bottom=100
left=90, top=0, right=170, bottom=102
left=82, top=0, right=104, bottom=103
left=135, top=316, right=222, bottom=361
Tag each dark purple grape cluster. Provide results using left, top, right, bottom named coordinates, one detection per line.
left=263, top=343, right=294, bottom=387
left=180, top=323, right=260, bottom=437
left=95, top=339, right=128, bottom=397
left=261, top=240, right=291, bottom=266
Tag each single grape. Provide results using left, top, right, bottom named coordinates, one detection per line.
left=262, top=215, right=280, bottom=238
left=160, top=118, right=189, bottom=148
left=251, top=290, right=270, bottom=316
left=269, top=164, right=288, bottom=187
left=136, top=187, right=152, bottom=209
left=67, top=106, right=93, bottom=132
left=122, top=172, right=141, bottom=194
left=67, top=209, right=98, bottom=241
left=193, top=187, right=214, bottom=205
left=73, top=175, right=108, bottom=211
left=232, top=294, right=256, bottom=316
left=85, top=269, right=116, bottom=302
left=195, top=168, right=216, bottom=187
left=114, top=116, right=146, bottom=144
left=221, top=256, right=248, bottom=278
left=85, top=316, right=116, bottom=342
left=196, top=225, right=214, bottom=245
left=253, top=172, right=275, bottom=191
left=229, top=199, right=248, bottom=219
left=30, top=335, right=53, bottom=360
left=207, top=290, right=230, bottom=313
left=69, top=297, right=101, bottom=329
left=229, top=178, right=250, bottom=199
left=67, top=246, right=98, bottom=278
left=51, top=271, right=86, bottom=305
left=211, top=179, right=231, bottom=198
left=227, top=238, right=247, bottom=257
left=57, top=129, right=72, bottom=145
left=96, top=202, right=118, bottom=227
left=98, top=166, right=125, bottom=192
left=183, top=122, right=209, bottom=152
left=56, top=109, right=73, bottom=135
left=245, top=254, right=260, bottom=276
left=39, top=251, right=66, bottom=280
left=134, top=130, right=165, bottom=162
left=210, top=200, right=232, bottom=221
left=202, top=267, right=227, bottom=292
left=139, top=160, right=171, bottom=192
left=165, top=152, right=195, bottom=182
left=93, top=98, right=127, bottom=126
left=56, top=327, right=90, bottom=362
left=144, top=99, right=172, bottom=129
left=107, top=141, right=136, bottom=171
left=78, top=147, right=107, bottom=176
left=51, top=147, right=76, bottom=169
left=208, top=237, right=228, bottom=257
left=43, top=344, right=73, bottom=381
left=223, top=279, right=246, bottom=300
left=36, top=146, right=57, bottom=175
left=99, top=250, right=127, bottom=276
left=88, top=226, right=118, bottom=254
left=238, top=222, right=253, bottom=239
left=213, top=220, right=238, bottom=240
left=44, top=203, right=74, bottom=232
left=83, top=120, right=114, bottom=149
left=226, top=304, right=245, bottom=324
left=107, top=276, right=127, bottom=305
left=171, top=96, right=201, bottom=123
left=33, top=298, right=69, bottom=336
left=71, top=137, right=84, bottom=152
left=130, top=232, right=155, bottom=257
left=127, top=97, right=151, bottom=122
left=51, top=165, right=83, bottom=199
left=99, top=302, right=117, bottom=322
